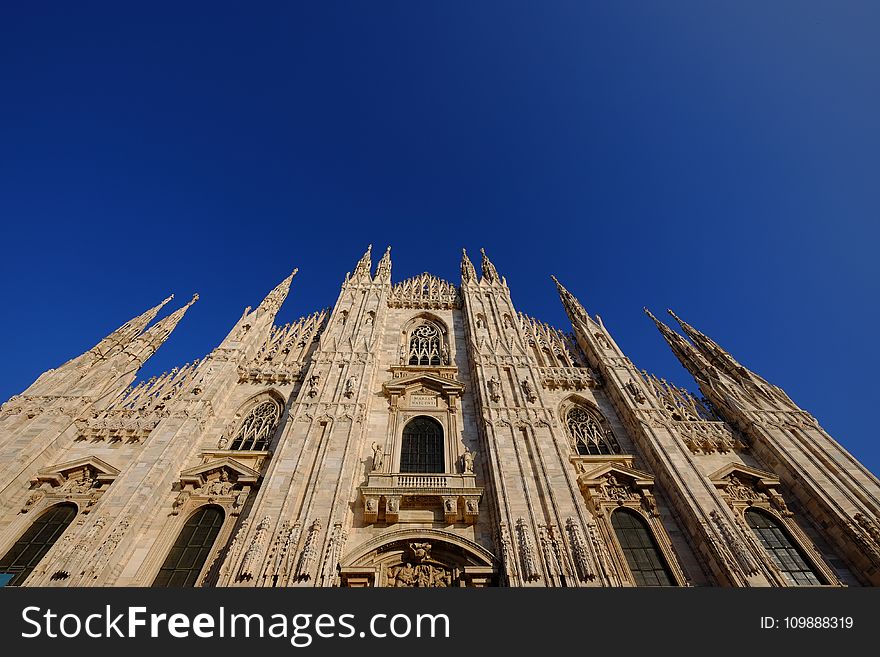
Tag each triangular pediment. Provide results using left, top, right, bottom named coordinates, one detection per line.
left=32, top=456, right=120, bottom=486
left=383, top=372, right=465, bottom=396
left=707, top=463, right=779, bottom=486
left=179, top=457, right=260, bottom=486
left=577, top=462, right=654, bottom=487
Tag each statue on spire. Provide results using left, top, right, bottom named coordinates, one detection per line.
left=353, top=244, right=373, bottom=280
left=374, top=246, right=392, bottom=282
left=480, top=248, right=499, bottom=283
left=551, top=275, right=589, bottom=325
left=257, top=269, right=298, bottom=316
left=461, top=248, right=477, bottom=283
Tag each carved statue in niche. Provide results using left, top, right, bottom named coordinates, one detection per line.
left=440, top=343, right=449, bottom=365
left=344, top=374, right=358, bottom=399
left=307, top=372, right=321, bottom=397
left=601, top=475, right=634, bottom=503
left=725, top=475, right=757, bottom=501
left=487, top=377, right=501, bottom=402
left=461, top=449, right=475, bottom=474
left=371, top=442, right=384, bottom=471
left=521, top=379, right=537, bottom=403
left=595, top=332, right=611, bottom=350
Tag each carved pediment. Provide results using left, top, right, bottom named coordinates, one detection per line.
left=179, top=457, right=260, bottom=487
left=707, top=463, right=780, bottom=488
left=577, top=462, right=654, bottom=488
left=31, top=456, right=120, bottom=488
left=383, top=372, right=465, bottom=397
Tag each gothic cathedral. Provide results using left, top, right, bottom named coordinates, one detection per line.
left=1, top=246, right=878, bottom=587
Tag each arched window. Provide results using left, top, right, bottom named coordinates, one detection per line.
left=230, top=400, right=280, bottom=451
left=152, top=506, right=225, bottom=588
left=400, top=416, right=444, bottom=473
left=566, top=405, right=621, bottom=455
left=0, top=503, right=77, bottom=586
left=745, top=508, right=822, bottom=586
left=408, top=323, right=442, bottom=366
left=611, top=508, right=675, bottom=586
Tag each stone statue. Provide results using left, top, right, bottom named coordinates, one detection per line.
left=308, top=372, right=321, bottom=397
left=371, top=441, right=384, bottom=471
left=488, top=376, right=501, bottom=402
left=344, top=374, right=358, bottom=398
left=521, top=379, right=536, bottom=403
left=461, top=449, right=475, bottom=474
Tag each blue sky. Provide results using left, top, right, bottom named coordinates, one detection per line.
left=1, top=2, right=878, bottom=473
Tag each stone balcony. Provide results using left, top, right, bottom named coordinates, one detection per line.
left=360, top=472, right=483, bottom=525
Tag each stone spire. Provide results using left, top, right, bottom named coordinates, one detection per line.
left=125, top=294, right=199, bottom=365
left=644, top=308, right=709, bottom=381
left=90, top=294, right=175, bottom=360
left=666, top=309, right=749, bottom=381
left=551, top=275, right=590, bottom=327
left=352, top=244, right=373, bottom=280
left=460, top=248, right=477, bottom=283
left=256, top=269, right=298, bottom=318
left=374, top=246, right=392, bottom=282
left=479, top=247, right=500, bottom=284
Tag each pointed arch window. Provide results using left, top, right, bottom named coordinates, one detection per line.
left=611, top=508, right=675, bottom=586
left=152, top=505, right=225, bottom=587
left=566, top=405, right=621, bottom=455
left=745, top=508, right=822, bottom=586
left=0, top=503, right=77, bottom=586
left=408, top=323, right=442, bottom=366
left=231, top=400, right=280, bottom=451
left=400, top=416, right=444, bottom=473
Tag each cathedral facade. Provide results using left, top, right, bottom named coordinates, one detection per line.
left=1, top=246, right=879, bottom=587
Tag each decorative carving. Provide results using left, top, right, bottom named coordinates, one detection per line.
left=710, top=510, right=761, bottom=577
left=461, top=448, right=475, bottom=474
left=624, top=379, right=647, bottom=404
left=238, top=515, right=271, bottom=581
left=170, top=491, right=190, bottom=515
left=521, top=379, right=537, bottom=403
left=487, top=376, right=501, bottom=402
left=21, top=489, right=46, bottom=513
left=724, top=475, right=759, bottom=502
left=319, top=521, right=347, bottom=587
left=295, top=519, right=322, bottom=581
left=307, top=372, right=321, bottom=397
left=565, top=518, right=594, bottom=582
left=516, top=518, right=540, bottom=582
left=498, top=521, right=517, bottom=581
left=230, top=400, right=280, bottom=450
left=370, top=441, right=384, bottom=471
left=566, top=405, right=621, bottom=455
left=599, top=474, right=639, bottom=504
left=389, top=273, right=460, bottom=309
left=344, top=374, right=358, bottom=399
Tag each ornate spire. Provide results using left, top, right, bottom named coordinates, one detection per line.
left=257, top=269, right=298, bottom=317
left=460, top=248, right=477, bottom=283
left=551, top=275, right=589, bottom=326
left=352, top=244, right=372, bottom=280
left=480, top=248, right=499, bottom=283
left=374, top=246, right=392, bottom=282
left=643, top=308, right=707, bottom=379
left=90, top=294, right=175, bottom=359
left=126, top=294, right=198, bottom=363
left=666, top=309, right=749, bottom=380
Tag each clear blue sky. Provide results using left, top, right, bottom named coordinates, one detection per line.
left=1, top=3, right=877, bottom=474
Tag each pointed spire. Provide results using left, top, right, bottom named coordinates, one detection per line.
left=257, top=269, right=298, bottom=316
left=644, top=307, right=708, bottom=378
left=479, top=247, right=500, bottom=284
left=353, top=244, right=373, bottom=280
left=127, top=294, right=198, bottom=363
left=461, top=248, right=477, bottom=283
left=666, top=309, right=744, bottom=374
left=374, top=246, right=392, bottom=282
left=90, top=294, right=175, bottom=358
left=551, top=275, right=590, bottom=326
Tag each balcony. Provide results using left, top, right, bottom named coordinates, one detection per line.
left=360, top=472, right=483, bottom=525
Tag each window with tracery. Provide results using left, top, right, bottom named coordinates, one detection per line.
left=400, top=416, right=444, bottom=473
left=611, top=508, right=675, bottom=586
left=0, top=503, right=77, bottom=586
left=408, top=323, right=442, bottom=366
left=152, top=505, right=224, bottom=587
left=566, top=405, right=621, bottom=455
left=230, top=400, right=280, bottom=451
left=745, top=509, right=822, bottom=586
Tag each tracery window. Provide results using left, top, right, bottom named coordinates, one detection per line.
left=400, top=416, right=444, bottom=473
left=0, top=503, right=77, bottom=586
left=745, top=508, right=822, bottom=586
left=230, top=400, right=280, bottom=451
left=611, top=508, right=675, bottom=586
left=408, top=323, right=442, bottom=366
left=152, top=505, right=225, bottom=587
left=566, top=405, right=621, bottom=455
